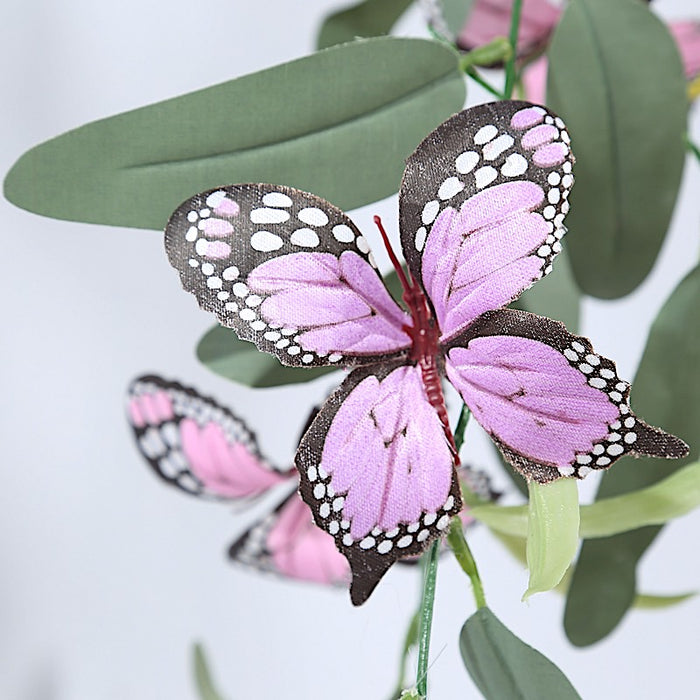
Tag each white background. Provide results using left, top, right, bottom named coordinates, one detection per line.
left=2, top=1, right=699, bottom=698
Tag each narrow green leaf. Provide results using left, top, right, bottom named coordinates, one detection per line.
left=471, top=462, right=700, bottom=539
left=193, top=644, right=226, bottom=700
left=547, top=0, right=687, bottom=298
left=460, top=607, right=581, bottom=700
left=633, top=591, right=696, bottom=610
left=4, top=37, right=465, bottom=229
left=524, top=480, right=579, bottom=599
left=316, top=0, right=413, bottom=49
left=197, top=325, right=336, bottom=387
left=565, top=264, right=700, bottom=645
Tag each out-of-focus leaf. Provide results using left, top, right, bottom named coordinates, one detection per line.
left=4, top=38, right=465, bottom=229
left=460, top=607, right=581, bottom=700
left=193, top=644, right=226, bottom=700
left=565, top=264, right=700, bottom=646
left=634, top=591, right=696, bottom=610
left=197, top=325, right=337, bottom=387
left=316, top=0, right=413, bottom=49
left=547, top=0, right=687, bottom=298
left=442, top=0, right=474, bottom=37
left=524, top=480, right=579, bottom=599
left=472, top=462, right=700, bottom=537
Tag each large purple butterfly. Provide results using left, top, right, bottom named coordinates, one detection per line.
left=164, top=101, right=688, bottom=604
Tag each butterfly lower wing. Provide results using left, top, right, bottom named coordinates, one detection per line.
left=296, top=362, right=462, bottom=605
left=165, top=184, right=411, bottom=368
left=399, top=101, right=574, bottom=342
left=228, top=488, right=350, bottom=585
left=444, top=310, right=689, bottom=483
left=127, top=375, right=292, bottom=498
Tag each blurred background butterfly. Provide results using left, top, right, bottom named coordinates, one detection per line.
left=126, top=374, right=497, bottom=587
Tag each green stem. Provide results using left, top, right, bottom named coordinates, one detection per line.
left=504, top=0, right=524, bottom=99
left=389, top=603, right=421, bottom=699
left=447, top=518, right=487, bottom=609
left=453, top=404, right=471, bottom=453
left=686, top=134, right=700, bottom=164
left=465, top=67, right=506, bottom=100
left=416, top=540, right=440, bottom=698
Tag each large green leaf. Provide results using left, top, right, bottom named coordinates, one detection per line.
left=565, top=264, right=700, bottom=646
left=316, top=0, right=413, bottom=49
left=4, top=38, right=465, bottom=230
left=547, top=0, right=687, bottom=298
left=442, top=0, right=474, bottom=37
left=197, top=325, right=337, bottom=387
left=470, top=461, right=700, bottom=539
left=193, top=644, right=227, bottom=700
left=524, top=480, right=580, bottom=599
left=460, top=607, right=581, bottom=700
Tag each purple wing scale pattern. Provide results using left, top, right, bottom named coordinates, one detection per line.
left=165, top=184, right=411, bottom=368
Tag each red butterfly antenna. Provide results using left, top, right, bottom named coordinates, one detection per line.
left=373, top=215, right=459, bottom=459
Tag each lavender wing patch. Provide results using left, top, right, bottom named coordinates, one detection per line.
left=296, top=363, right=462, bottom=605
left=165, top=183, right=410, bottom=368
left=445, top=310, right=689, bottom=483
left=127, top=375, right=291, bottom=498
left=399, top=101, right=573, bottom=342
left=229, top=491, right=350, bottom=586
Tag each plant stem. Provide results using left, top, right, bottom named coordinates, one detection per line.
left=447, top=518, right=487, bottom=609
left=416, top=540, right=440, bottom=698
left=686, top=134, right=700, bottom=164
left=453, top=404, right=471, bottom=453
left=465, top=67, right=505, bottom=100
left=504, top=0, right=524, bottom=99
left=389, top=603, right=421, bottom=699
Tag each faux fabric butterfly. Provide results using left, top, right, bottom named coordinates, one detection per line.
left=164, top=101, right=688, bottom=604
left=127, top=374, right=495, bottom=585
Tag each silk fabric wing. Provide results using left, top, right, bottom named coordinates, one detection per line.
left=127, top=375, right=349, bottom=585
left=164, top=101, right=687, bottom=604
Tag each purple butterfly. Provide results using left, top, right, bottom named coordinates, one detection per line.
left=127, top=374, right=350, bottom=585
left=163, top=101, right=688, bottom=604
left=127, top=375, right=495, bottom=585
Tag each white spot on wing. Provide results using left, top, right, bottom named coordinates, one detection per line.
left=298, top=207, right=329, bottom=227
left=438, top=177, right=464, bottom=200
left=483, top=134, right=514, bottom=160
left=475, top=166, right=498, bottom=189
left=262, top=192, right=293, bottom=207
left=456, top=151, right=479, bottom=174
left=250, top=208, right=290, bottom=224
left=501, top=153, right=528, bottom=177
left=474, top=124, right=498, bottom=145
left=422, top=200, right=440, bottom=225
left=333, top=224, right=354, bottom=243
left=290, top=228, right=320, bottom=247
left=415, top=226, right=427, bottom=252
left=251, top=230, right=283, bottom=252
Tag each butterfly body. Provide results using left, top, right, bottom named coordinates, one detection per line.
left=164, top=101, right=688, bottom=604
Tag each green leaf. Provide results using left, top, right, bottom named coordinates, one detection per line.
left=524, top=480, right=579, bottom=599
left=460, top=607, right=581, bottom=700
left=547, top=0, right=687, bottom=298
left=316, top=0, right=413, bottom=50
left=634, top=591, right=696, bottom=610
left=4, top=37, right=465, bottom=230
left=565, top=263, right=700, bottom=645
left=193, top=643, right=226, bottom=700
left=470, top=462, right=700, bottom=539
left=442, top=0, right=474, bottom=37
left=197, top=325, right=337, bottom=387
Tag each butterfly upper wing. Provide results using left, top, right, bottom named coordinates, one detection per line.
left=127, top=375, right=292, bottom=498
left=399, top=101, right=574, bottom=343
left=229, top=488, right=350, bottom=586
left=444, top=309, right=689, bottom=483
left=296, top=362, right=462, bottom=605
left=165, top=184, right=412, bottom=368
